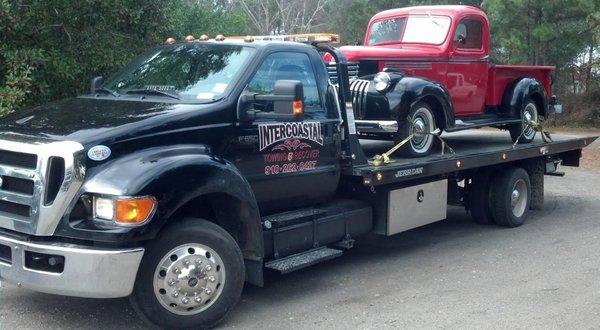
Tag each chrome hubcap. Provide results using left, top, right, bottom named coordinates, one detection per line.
left=410, top=107, right=435, bottom=153
left=511, top=179, right=528, bottom=217
left=153, top=243, right=225, bottom=315
left=522, top=103, right=538, bottom=140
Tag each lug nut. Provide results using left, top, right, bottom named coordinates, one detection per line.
left=168, top=278, right=177, bottom=286
left=194, top=296, right=202, bottom=303
left=205, top=265, right=212, bottom=272
left=173, top=267, right=181, bottom=274
left=182, top=297, right=190, bottom=304
left=172, top=291, right=179, bottom=298
left=204, top=288, right=212, bottom=295
left=195, top=259, right=203, bottom=265
left=208, top=276, right=216, bottom=283
left=183, top=260, right=190, bottom=267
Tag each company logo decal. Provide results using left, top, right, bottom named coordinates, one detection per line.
left=395, top=167, right=424, bottom=178
left=87, top=145, right=111, bottom=161
left=259, top=122, right=323, bottom=151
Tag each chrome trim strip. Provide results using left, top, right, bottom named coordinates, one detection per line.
left=0, top=138, right=85, bottom=236
left=0, top=232, right=144, bottom=298
left=0, top=191, right=33, bottom=206
left=355, top=120, right=399, bottom=134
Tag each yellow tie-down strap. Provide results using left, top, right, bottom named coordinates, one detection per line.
left=370, top=116, right=455, bottom=166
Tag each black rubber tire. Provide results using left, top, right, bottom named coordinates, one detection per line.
left=129, top=218, right=245, bottom=329
left=509, top=97, right=538, bottom=144
left=490, top=167, right=531, bottom=227
left=467, top=170, right=495, bottom=225
left=396, top=101, right=438, bottom=158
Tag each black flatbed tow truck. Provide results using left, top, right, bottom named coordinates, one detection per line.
left=0, top=36, right=594, bottom=329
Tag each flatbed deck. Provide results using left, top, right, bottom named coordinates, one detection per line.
left=352, top=131, right=596, bottom=186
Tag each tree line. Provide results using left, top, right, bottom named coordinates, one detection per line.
left=1, top=0, right=598, bottom=124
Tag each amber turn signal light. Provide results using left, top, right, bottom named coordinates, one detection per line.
left=293, top=100, right=304, bottom=116
left=115, top=196, right=157, bottom=225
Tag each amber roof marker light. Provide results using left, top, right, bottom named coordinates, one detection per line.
left=185, top=35, right=196, bottom=43
left=165, top=37, right=176, bottom=44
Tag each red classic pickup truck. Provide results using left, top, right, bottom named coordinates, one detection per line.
left=327, top=5, right=562, bottom=157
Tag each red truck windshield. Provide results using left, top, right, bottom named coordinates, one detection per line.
left=368, top=15, right=451, bottom=46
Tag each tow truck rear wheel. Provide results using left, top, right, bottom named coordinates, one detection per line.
left=467, top=169, right=496, bottom=225
left=396, top=101, right=438, bottom=157
left=130, top=218, right=245, bottom=329
left=489, top=167, right=532, bottom=227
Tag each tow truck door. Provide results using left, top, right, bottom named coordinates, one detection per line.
left=230, top=50, right=341, bottom=213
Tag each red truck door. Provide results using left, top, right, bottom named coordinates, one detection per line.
left=446, top=15, right=489, bottom=117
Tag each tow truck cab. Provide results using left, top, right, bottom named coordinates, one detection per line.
left=0, top=37, right=593, bottom=329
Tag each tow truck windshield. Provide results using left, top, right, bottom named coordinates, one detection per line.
left=103, top=43, right=255, bottom=102
left=368, top=14, right=451, bottom=45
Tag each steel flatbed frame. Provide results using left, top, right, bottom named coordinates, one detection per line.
left=349, top=132, right=596, bottom=187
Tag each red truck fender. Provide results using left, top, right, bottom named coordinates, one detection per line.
left=501, top=78, right=548, bottom=118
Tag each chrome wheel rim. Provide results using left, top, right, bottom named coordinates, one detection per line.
left=511, top=179, right=528, bottom=218
left=410, top=107, right=435, bottom=153
left=522, top=102, right=538, bottom=140
left=153, top=243, right=226, bottom=315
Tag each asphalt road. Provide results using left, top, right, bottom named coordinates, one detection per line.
left=2, top=140, right=600, bottom=329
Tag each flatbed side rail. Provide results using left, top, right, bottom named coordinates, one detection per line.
left=352, top=136, right=596, bottom=186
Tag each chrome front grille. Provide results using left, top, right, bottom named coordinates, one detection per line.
left=0, top=135, right=84, bottom=235
left=326, top=61, right=359, bottom=84
left=350, top=79, right=370, bottom=120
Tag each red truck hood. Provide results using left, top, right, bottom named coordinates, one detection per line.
left=338, top=45, right=446, bottom=62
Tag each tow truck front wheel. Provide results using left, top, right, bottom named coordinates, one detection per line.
left=130, top=218, right=245, bottom=329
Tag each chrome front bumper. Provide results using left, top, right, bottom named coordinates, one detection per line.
left=355, top=120, right=399, bottom=134
left=0, top=232, right=144, bottom=298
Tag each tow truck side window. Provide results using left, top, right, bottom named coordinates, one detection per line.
left=246, top=52, right=323, bottom=114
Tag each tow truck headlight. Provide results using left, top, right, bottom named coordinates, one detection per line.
left=93, top=196, right=157, bottom=225
left=374, top=72, right=392, bottom=92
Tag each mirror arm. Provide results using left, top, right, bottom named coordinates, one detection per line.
left=255, top=112, right=299, bottom=121
left=254, top=94, right=296, bottom=102
left=244, top=110, right=301, bottom=121
left=90, top=76, right=104, bottom=94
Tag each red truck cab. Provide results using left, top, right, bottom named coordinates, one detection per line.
left=342, top=5, right=554, bottom=116
left=332, top=5, right=561, bottom=156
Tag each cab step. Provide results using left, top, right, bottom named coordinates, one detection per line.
left=265, top=247, right=343, bottom=274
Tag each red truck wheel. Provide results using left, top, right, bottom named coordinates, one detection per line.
left=397, top=102, right=438, bottom=157
left=130, top=218, right=245, bottom=329
left=509, top=99, right=539, bottom=144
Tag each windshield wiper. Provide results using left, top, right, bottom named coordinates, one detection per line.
left=123, top=88, right=181, bottom=100
left=95, top=87, right=120, bottom=97
left=427, top=12, right=443, bottom=28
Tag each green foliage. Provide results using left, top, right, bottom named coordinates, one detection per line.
left=484, top=0, right=597, bottom=66
left=0, top=0, right=247, bottom=114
